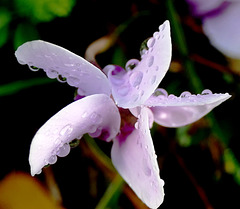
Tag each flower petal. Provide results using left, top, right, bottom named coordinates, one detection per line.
left=111, top=107, right=164, bottom=208
left=145, top=89, right=231, bottom=127
left=202, top=2, right=240, bottom=58
left=29, top=94, right=120, bottom=176
left=105, top=20, right=171, bottom=108
left=15, top=40, right=111, bottom=96
left=186, top=0, right=226, bottom=16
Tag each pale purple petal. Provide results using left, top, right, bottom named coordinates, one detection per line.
left=111, top=107, right=164, bottom=209
left=202, top=2, right=240, bottom=58
left=29, top=94, right=120, bottom=176
left=15, top=40, right=111, bottom=96
left=145, top=89, right=231, bottom=127
left=105, top=20, right=171, bottom=108
left=186, top=0, right=226, bottom=16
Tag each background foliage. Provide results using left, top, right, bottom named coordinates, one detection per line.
left=0, top=0, right=239, bottom=208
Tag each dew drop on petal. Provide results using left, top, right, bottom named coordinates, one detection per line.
left=129, top=71, right=143, bottom=87
left=180, top=91, right=191, bottom=98
left=143, top=158, right=152, bottom=177
left=57, top=143, right=71, bottom=157
left=90, top=112, right=102, bottom=124
left=201, top=89, right=212, bottom=95
left=147, top=56, right=154, bottom=67
left=154, top=88, right=168, bottom=97
left=59, top=124, right=73, bottom=136
left=67, top=76, right=80, bottom=86
left=147, top=37, right=155, bottom=48
left=57, top=74, right=67, bottom=83
left=29, top=65, right=40, bottom=72
left=69, top=139, right=80, bottom=148
left=125, top=59, right=139, bottom=71
left=48, top=155, right=57, bottom=164
left=150, top=75, right=156, bottom=85
left=46, top=69, right=58, bottom=79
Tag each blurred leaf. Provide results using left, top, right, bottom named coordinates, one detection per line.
left=0, top=172, right=64, bottom=209
left=0, top=77, right=55, bottom=97
left=14, top=0, right=76, bottom=22
left=223, top=148, right=240, bottom=184
left=112, top=46, right=128, bottom=67
left=14, top=22, right=40, bottom=49
left=176, top=125, right=192, bottom=147
left=0, top=8, right=11, bottom=47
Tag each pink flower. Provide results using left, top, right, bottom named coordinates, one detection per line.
left=186, top=0, right=240, bottom=58
left=15, top=20, right=230, bottom=208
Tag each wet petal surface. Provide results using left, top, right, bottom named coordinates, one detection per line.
left=111, top=107, right=164, bottom=209
left=15, top=40, right=111, bottom=96
left=145, top=89, right=231, bottom=127
left=203, top=2, right=240, bottom=58
left=29, top=94, right=120, bottom=176
left=106, top=20, right=171, bottom=108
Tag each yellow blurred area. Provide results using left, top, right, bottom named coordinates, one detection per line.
left=0, top=172, right=64, bottom=209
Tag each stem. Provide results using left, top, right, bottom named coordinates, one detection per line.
left=166, top=0, right=203, bottom=92
left=95, top=174, right=124, bottom=209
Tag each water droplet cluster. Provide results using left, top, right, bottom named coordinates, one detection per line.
left=146, top=88, right=221, bottom=107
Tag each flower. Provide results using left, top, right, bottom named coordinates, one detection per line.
left=15, top=20, right=230, bottom=208
left=186, top=0, right=240, bottom=59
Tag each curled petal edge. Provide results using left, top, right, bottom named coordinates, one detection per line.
left=29, top=94, right=120, bottom=176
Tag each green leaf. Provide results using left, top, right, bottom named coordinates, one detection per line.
left=0, top=8, right=12, bottom=47
left=14, top=0, right=76, bottom=23
left=0, top=78, right=55, bottom=97
left=14, top=22, right=39, bottom=49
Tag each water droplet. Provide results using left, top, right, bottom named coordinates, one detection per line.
left=57, top=74, right=67, bottom=83
left=129, top=71, right=143, bottom=87
left=201, top=89, right=212, bottom=95
left=117, top=86, right=129, bottom=96
left=151, top=75, right=156, bottom=84
left=48, top=155, right=57, bottom=164
left=147, top=37, right=155, bottom=48
left=18, top=59, right=26, bottom=65
left=90, top=112, right=102, bottom=124
left=135, top=122, right=139, bottom=129
left=29, top=65, right=40, bottom=72
left=125, top=59, right=139, bottom=71
left=147, top=56, right=154, bottom=67
left=143, top=158, right=152, bottom=176
left=89, top=127, right=102, bottom=138
left=153, top=32, right=160, bottom=39
left=46, top=69, right=58, bottom=79
left=154, top=88, right=168, bottom=97
left=60, top=124, right=73, bottom=136
left=64, top=63, right=75, bottom=67
left=57, top=143, right=70, bottom=157
left=159, top=23, right=166, bottom=32
left=69, top=139, right=80, bottom=148
left=168, top=94, right=177, bottom=100
left=140, top=38, right=149, bottom=56
left=180, top=91, right=191, bottom=98
left=67, top=76, right=80, bottom=86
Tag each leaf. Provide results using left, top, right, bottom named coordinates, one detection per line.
left=0, top=77, right=55, bottom=97
left=14, top=22, right=40, bottom=49
left=14, top=0, right=76, bottom=22
left=0, top=8, right=11, bottom=47
left=0, top=172, right=64, bottom=209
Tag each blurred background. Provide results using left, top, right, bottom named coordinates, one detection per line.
left=0, top=0, right=239, bottom=208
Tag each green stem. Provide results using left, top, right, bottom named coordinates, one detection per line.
left=166, top=0, right=203, bottom=92
left=95, top=174, right=124, bottom=209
